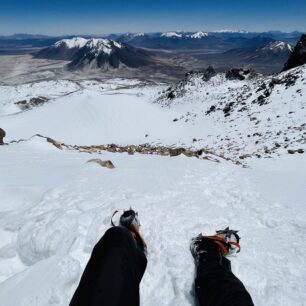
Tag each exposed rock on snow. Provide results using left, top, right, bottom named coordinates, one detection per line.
left=287, top=148, right=304, bottom=154
left=87, top=159, right=115, bottom=169
left=0, top=128, right=5, bottom=144
left=7, top=135, right=230, bottom=164
left=158, top=64, right=306, bottom=159
left=15, top=96, right=49, bottom=111
left=225, top=68, right=257, bottom=81
left=46, top=137, right=63, bottom=150
left=283, top=34, right=306, bottom=71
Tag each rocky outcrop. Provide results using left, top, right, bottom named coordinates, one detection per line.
left=0, top=128, right=6, bottom=144
left=15, top=97, right=49, bottom=111
left=225, top=68, right=256, bottom=80
left=46, top=137, right=62, bottom=150
left=164, top=66, right=218, bottom=101
left=282, top=34, right=306, bottom=71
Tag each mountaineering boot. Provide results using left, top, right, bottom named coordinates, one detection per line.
left=191, top=228, right=255, bottom=306
left=190, top=227, right=241, bottom=266
left=119, top=209, right=141, bottom=232
left=190, top=234, right=223, bottom=266
left=111, top=208, right=147, bottom=254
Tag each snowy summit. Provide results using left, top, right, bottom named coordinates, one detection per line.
left=189, top=31, right=209, bottom=39
left=261, top=41, right=293, bottom=52
left=161, top=31, right=183, bottom=38
left=84, top=38, right=122, bottom=55
left=54, top=37, right=88, bottom=49
left=212, top=29, right=249, bottom=33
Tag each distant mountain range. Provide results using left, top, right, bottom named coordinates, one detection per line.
left=198, top=40, right=293, bottom=72
left=0, top=30, right=302, bottom=48
left=1, top=31, right=304, bottom=74
left=106, top=31, right=302, bottom=50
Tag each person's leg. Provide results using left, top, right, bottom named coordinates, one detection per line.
left=191, top=234, right=254, bottom=306
left=69, top=226, right=147, bottom=306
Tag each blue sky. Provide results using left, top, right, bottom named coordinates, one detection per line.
left=0, top=0, right=305, bottom=35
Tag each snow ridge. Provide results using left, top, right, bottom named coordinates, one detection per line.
left=261, top=41, right=293, bottom=52
left=212, top=29, right=249, bottom=33
left=161, top=32, right=183, bottom=38
left=85, top=39, right=122, bottom=55
left=189, top=31, right=209, bottom=39
left=53, top=37, right=122, bottom=55
left=54, top=37, right=88, bottom=49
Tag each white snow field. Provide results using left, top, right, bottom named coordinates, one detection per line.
left=0, top=69, right=305, bottom=306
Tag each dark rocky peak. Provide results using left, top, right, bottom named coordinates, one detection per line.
left=282, top=34, right=306, bottom=71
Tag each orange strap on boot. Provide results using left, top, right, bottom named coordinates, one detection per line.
left=131, top=224, right=147, bottom=250
left=203, top=235, right=241, bottom=255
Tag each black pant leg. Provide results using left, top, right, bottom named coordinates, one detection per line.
left=69, top=226, right=147, bottom=306
left=195, top=259, right=254, bottom=306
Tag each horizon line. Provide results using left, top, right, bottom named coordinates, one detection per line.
left=1, top=29, right=305, bottom=37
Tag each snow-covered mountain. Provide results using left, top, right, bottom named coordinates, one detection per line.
left=207, top=39, right=293, bottom=73
left=189, top=31, right=209, bottom=39
left=54, top=37, right=88, bottom=49
left=260, top=41, right=293, bottom=53
left=160, top=31, right=209, bottom=39
left=68, top=39, right=156, bottom=70
left=247, top=40, right=293, bottom=62
left=212, top=29, right=249, bottom=33
left=34, top=37, right=88, bottom=60
left=161, top=31, right=183, bottom=38
left=35, top=37, right=157, bottom=70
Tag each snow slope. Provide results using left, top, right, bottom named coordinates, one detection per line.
left=0, top=79, right=184, bottom=145
left=0, top=68, right=306, bottom=306
left=158, top=65, right=306, bottom=159
left=1, top=66, right=305, bottom=160
left=0, top=137, right=305, bottom=306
